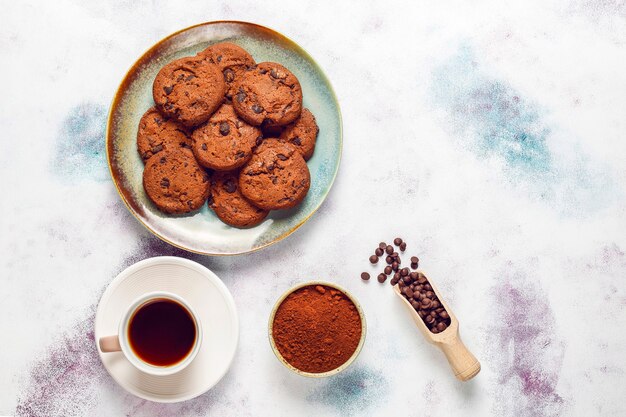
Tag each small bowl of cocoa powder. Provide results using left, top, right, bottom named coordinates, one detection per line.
left=268, top=281, right=366, bottom=377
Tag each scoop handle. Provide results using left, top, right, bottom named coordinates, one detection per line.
left=438, top=331, right=480, bottom=381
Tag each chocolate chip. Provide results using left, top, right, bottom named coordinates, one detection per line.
left=369, top=255, right=379, bottom=264
left=252, top=104, right=263, bottom=114
left=392, top=262, right=399, bottom=272
left=160, top=157, right=166, bottom=164
left=151, top=144, right=163, bottom=154
left=375, top=248, right=384, bottom=257
left=185, top=75, right=196, bottom=82
left=384, top=266, right=392, bottom=275
left=160, top=178, right=170, bottom=187
left=163, top=85, right=174, bottom=95
left=201, top=143, right=208, bottom=151
left=411, top=256, right=419, bottom=264
left=379, top=242, right=387, bottom=249
left=256, top=136, right=263, bottom=146
left=394, top=272, right=401, bottom=280
left=235, top=151, right=245, bottom=159
left=385, top=245, right=393, bottom=255
left=411, top=262, right=418, bottom=270
left=439, top=311, right=449, bottom=319
left=216, top=54, right=223, bottom=63
left=409, top=272, right=419, bottom=280
left=400, top=267, right=409, bottom=276
left=223, top=179, right=237, bottom=193
left=219, top=122, right=230, bottom=136
left=377, top=273, right=387, bottom=283
left=391, top=277, right=400, bottom=286
left=292, top=137, right=302, bottom=146
left=400, top=242, right=407, bottom=251
left=223, top=68, right=235, bottom=82
left=385, top=255, right=393, bottom=264
left=361, top=272, right=370, bottom=281
left=236, top=89, right=247, bottom=102
left=437, top=322, right=447, bottom=332
left=270, top=68, right=279, bottom=78
left=277, top=154, right=288, bottom=161
left=394, top=237, right=403, bottom=246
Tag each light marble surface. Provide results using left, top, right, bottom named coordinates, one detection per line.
left=2, top=1, right=626, bottom=416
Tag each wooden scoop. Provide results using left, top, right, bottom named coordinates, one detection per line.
left=393, top=273, right=480, bottom=381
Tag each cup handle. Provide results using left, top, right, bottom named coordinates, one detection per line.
left=99, top=335, right=122, bottom=353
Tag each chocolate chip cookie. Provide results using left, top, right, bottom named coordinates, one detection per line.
left=143, top=149, right=210, bottom=214
left=239, top=139, right=310, bottom=210
left=208, top=171, right=269, bottom=228
left=192, top=104, right=261, bottom=171
left=153, top=56, right=226, bottom=127
left=233, top=62, right=302, bottom=127
left=279, top=108, right=318, bottom=160
left=136, top=107, right=192, bottom=162
left=198, top=42, right=255, bottom=99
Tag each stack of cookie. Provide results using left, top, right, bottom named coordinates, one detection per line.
left=138, top=42, right=319, bottom=228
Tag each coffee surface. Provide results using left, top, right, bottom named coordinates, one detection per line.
left=128, top=299, right=196, bottom=367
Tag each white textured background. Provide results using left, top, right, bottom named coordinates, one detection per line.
left=2, top=1, right=626, bottom=416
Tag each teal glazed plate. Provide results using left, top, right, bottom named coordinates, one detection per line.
left=107, top=21, right=342, bottom=256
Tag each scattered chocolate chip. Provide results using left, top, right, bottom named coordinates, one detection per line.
left=219, top=122, right=230, bottom=136
left=236, top=89, right=247, bottom=103
left=384, top=266, right=392, bottom=275
left=400, top=267, right=409, bottom=276
left=375, top=248, right=384, bottom=257
left=379, top=242, right=387, bottom=249
left=385, top=245, right=394, bottom=255
left=400, top=242, right=407, bottom=251
left=369, top=255, right=379, bottom=264
left=385, top=255, right=393, bottom=264
left=411, top=256, right=419, bottom=264
left=377, top=273, right=387, bottom=283
left=361, top=272, right=370, bottom=281
left=394, top=237, right=403, bottom=246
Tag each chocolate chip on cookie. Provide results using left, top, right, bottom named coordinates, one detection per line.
left=192, top=104, right=261, bottom=171
left=279, top=108, right=318, bottom=160
left=197, top=42, right=256, bottom=100
left=233, top=62, right=302, bottom=127
left=208, top=170, right=269, bottom=228
left=136, top=107, right=192, bottom=162
left=153, top=56, right=226, bottom=127
left=239, top=139, right=310, bottom=210
left=143, top=149, right=210, bottom=214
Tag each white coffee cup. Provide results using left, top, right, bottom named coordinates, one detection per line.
left=99, top=291, right=202, bottom=376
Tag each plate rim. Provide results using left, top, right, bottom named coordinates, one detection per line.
left=105, top=20, right=343, bottom=257
left=95, top=256, right=239, bottom=403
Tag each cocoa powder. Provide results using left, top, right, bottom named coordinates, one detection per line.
left=272, top=285, right=362, bottom=374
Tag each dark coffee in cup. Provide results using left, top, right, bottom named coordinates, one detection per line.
left=128, top=298, right=197, bottom=367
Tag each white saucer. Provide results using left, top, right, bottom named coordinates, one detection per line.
left=95, top=256, right=238, bottom=403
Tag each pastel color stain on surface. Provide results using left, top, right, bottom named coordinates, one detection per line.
left=488, top=267, right=566, bottom=417
left=53, top=103, right=109, bottom=183
left=431, top=46, right=552, bottom=175
left=307, top=367, right=388, bottom=415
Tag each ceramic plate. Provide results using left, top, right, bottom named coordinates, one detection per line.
left=95, top=256, right=238, bottom=402
left=107, top=21, right=342, bottom=255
